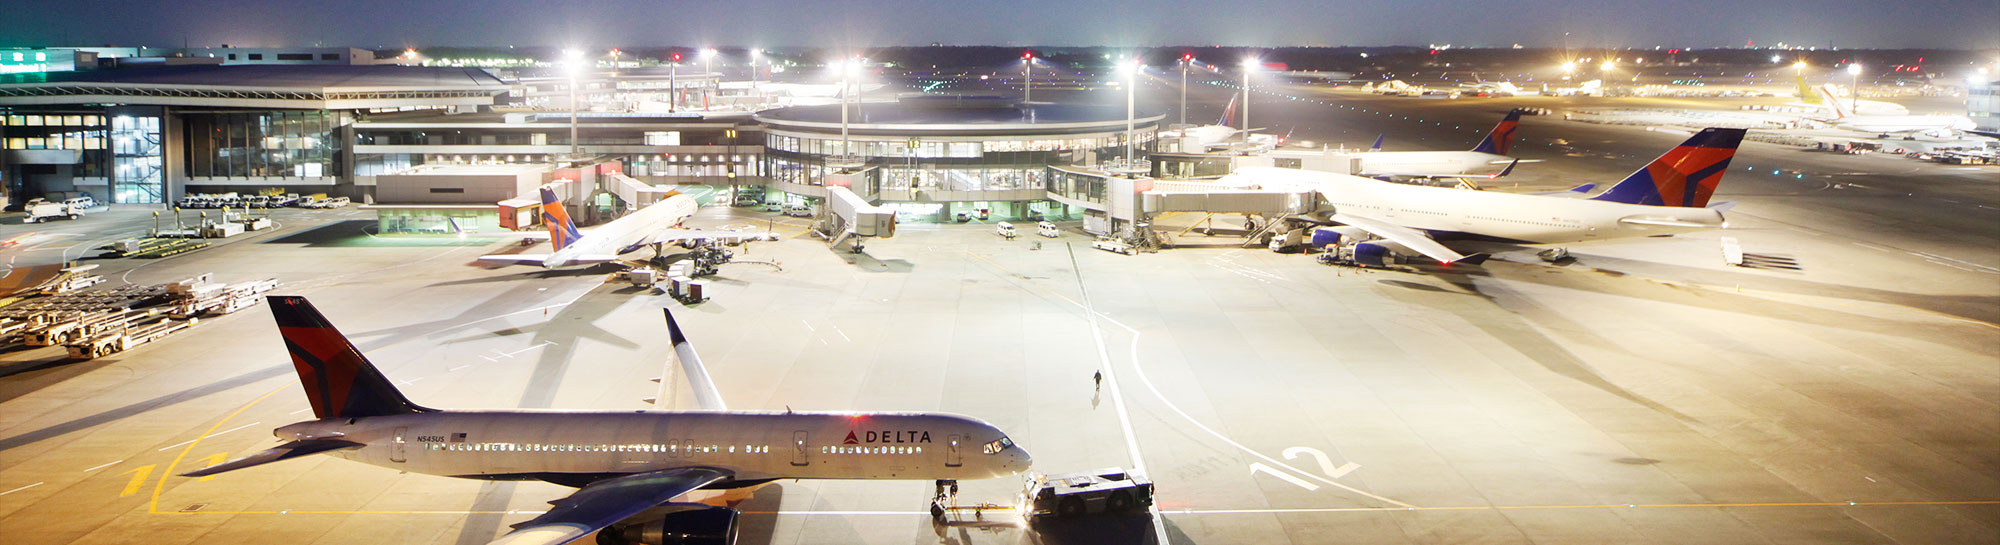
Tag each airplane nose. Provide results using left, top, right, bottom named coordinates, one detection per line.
left=1012, top=448, right=1033, bottom=471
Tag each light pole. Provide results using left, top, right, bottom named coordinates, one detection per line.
left=1022, top=51, right=1034, bottom=103
left=668, top=52, right=681, bottom=113
left=1847, top=63, right=1862, bottom=112
left=841, top=57, right=859, bottom=159
left=1122, top=58, right=1140, bottom=166
left=1241, top=58, right=1256, bottom=142
left=702, top=48, right=717, bottom=111
left=750, top=49, right=763, bottom=106
left=563, top=49, right=582, bottom=158
left=1179, top=53, right=1191, bottom=127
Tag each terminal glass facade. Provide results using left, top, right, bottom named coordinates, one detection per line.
left=763, top=130, right=1152, bottom=192
left=185, top=111, right=336, bottom=178
left=1, top=112, right=108, bottom=178
left=110, top=114, right=163, bottom=203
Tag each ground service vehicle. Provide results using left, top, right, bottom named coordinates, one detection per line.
left=1037, top=221, right=1059, bottom=238
left=1091, top=238, right=1135, bottom=255
left=24, top=199, right=82, bottom=223
left=1024, top=468, right=1154, bottom=518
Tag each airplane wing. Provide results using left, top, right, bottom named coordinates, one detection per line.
left=1330, top=212, right=1484, bottom=265
left=648, top=229, right=778, bottom=246
left=488, top=467, right=731, bottom=545
left=660, top=308, right=728, bottom=411
left=178, top=438, right=363, bottom=477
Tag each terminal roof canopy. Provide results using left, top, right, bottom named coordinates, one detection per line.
left=0, top=65, right=510, bottom=109
left=0, top=64, right=505, bottom=89
left=756, top=96, right=1165, bottom=134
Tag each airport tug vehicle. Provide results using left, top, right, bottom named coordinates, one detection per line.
left=1022, top=467, right=1155, bottom=518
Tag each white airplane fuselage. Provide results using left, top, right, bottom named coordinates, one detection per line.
left=1237, top=167, right=1726, bottom=243
left=545, top=195, right=700, bottom=268
left=1358, top=151, right=1509, bottom=177
left=1831, top=115, right=1978, bottom=134
left=277, top=410, right=1027, bottom=484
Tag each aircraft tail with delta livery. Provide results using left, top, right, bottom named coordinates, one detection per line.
left=1588, top=128, right=1745, bottom=208
left=1469, top=109, right=1522, bottom=155
left=539, top=186, right=583, bottom=252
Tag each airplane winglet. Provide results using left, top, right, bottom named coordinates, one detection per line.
left=661, top=308, right=728, bottom=411
left=1449, top=253, right=1491, bottom=266
left=1491, top=158, right=1520, bottom=179
left=1369, top=133, right=1386, bottom=151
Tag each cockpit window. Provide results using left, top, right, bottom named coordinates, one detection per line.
left=981, top=436, right=1014, bottom=454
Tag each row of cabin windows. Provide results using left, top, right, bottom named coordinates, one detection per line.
left=1333, top=202, right=1576, bottom=228
left=820, top=445, right=924, bottom=455
left=425, top=442, right=772, bottom=454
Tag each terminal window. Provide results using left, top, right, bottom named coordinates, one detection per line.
left=277, top=53, right=313, bottom=61
left=320, top=54, right=340, bottom=61
left=247, top=54, right=263, bottom=60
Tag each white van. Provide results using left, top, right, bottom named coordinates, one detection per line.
left=995, top=222, right=1017, bottom=238
left=784, top=203, right=813, bottom=218
left=1037, top=221, right=1059, bottom=238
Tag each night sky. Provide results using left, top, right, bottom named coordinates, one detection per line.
left=5, top=0, right=1995, bottom=50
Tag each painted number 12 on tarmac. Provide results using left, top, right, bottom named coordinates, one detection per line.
left=1249, top=446, right=1360, bottom=492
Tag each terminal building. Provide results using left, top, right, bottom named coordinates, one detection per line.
left=755, top=96, right=1161, bottom=222
left=1, top=60, right=1168, bottom=230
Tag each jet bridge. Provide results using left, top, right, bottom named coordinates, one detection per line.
left=1141, top=180, right=1320, bottom=216
left=818, top=173, right=896, bottom=252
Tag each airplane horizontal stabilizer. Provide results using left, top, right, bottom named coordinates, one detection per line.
left=1706, top=201, right=1738, bottom=212
left=1618, top=217, right=1721, bottom=229
left=477, top=255, right=552, bottom=264
left=1530, top=183, right=1596, bottom=197
left=179, top=438, right=363, bottom=477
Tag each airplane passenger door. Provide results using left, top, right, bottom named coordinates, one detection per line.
left=945, top=434, right=963, bottom=467
left=791, top=431, right=810, bottom=467
left=391, top=427, right=408, bottom=463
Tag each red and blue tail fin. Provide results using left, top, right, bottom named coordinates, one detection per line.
left=1470, top=109, right=1522, bottom=155
left=269, top=296, right=429, bottom=419
left=1589, top=128, right=1746, bottom=208
left=539, top=186, right=582, bottom=250
left=1217, top=95, right=1239, bottom=127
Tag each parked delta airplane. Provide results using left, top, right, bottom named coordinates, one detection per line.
left=1223, top=128, right=1749, bottom=266
left=184, top=297, right=1029, bottom=545
left=1816, top=87, right=1975, bottom=135
left=1356, top=109, right=1529, bottom=180
left=480, top=187, right=772, bottom=269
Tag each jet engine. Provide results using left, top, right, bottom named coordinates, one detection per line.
left=599, top=505, right=739, bottom=545
left=1349, top=241, right=1396, bottom=267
